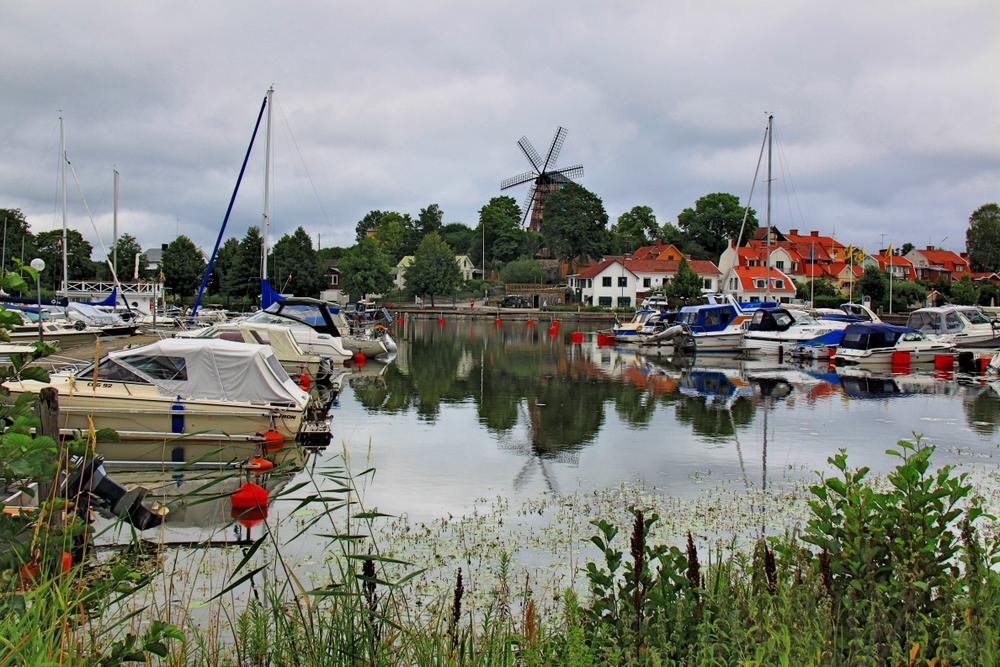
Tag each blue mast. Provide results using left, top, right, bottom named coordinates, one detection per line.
left=191, top=93, right=268, bottom=315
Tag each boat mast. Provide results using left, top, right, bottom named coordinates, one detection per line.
left=261, top=86, right=273, bottom=288
left=765, top=114, right=772, bottom=302
left=60, top=116, right=68, bottom=297
left=112, top=169, right=119, bottom=277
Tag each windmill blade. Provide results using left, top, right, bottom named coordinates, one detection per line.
left=513, top=457, right=537, bottom=491
left=538, top=459, right=560, bottom=494
left=542, top=127, right=568, bottom=173
left=518, top=136, right=543, bottom=172
left=501, top=170, right=538, bottom=191
left=521, top=185, right=536, bottom=227
left=550, top=164, right=584, bottom=182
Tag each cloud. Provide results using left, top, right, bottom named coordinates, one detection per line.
left=1, top=1, right=998, bottom=262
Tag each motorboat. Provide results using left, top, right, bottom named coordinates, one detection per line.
left=66, top=302, right=138, bottom=336
left=675, top=302, right=753, bottom=352
left=5, top=310, right=102, bottom=348
left=905, top=307, right=996, bottom=346
left=813, top=302, right=883, bottom=325
left=330, top=307, right=397, bottom=355
left=740, top=307, right=839, bottom=356
left=613, top=309, right=659, bottom=340
left=235, top=322, right=335, bottom=379
left=834, top=323, right=955, bottom=366
left=4, top=338, right=314, bottom=446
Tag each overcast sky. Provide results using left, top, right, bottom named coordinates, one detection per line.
left=2, top=2, right=998, bottom=262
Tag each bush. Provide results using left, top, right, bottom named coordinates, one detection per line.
left=500, top=258, right=548, bottom=284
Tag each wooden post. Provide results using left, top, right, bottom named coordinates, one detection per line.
left=35, top=387, right=60, bottom=505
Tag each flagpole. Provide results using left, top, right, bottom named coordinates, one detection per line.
left=889, top=240, right=893, bottom=315
left=849, top=247, right=854, bottom=304
left=810, top=241, right=814, bottom=308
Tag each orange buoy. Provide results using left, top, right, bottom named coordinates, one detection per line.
left=62, top=552, right=72, bottom=573
left=19, top=561, right=39, bottom=583
left=231, top=482, right=268, bottom=510
left=297, top=374, right=311, bottom=391
left=262, top=430, right=284, bottom=453
left=231, top=506, right=268, bottom=528
left=246, top=457, right=274, bottom=475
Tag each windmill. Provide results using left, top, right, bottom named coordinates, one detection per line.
left=500, top=127, right=584, bottom=232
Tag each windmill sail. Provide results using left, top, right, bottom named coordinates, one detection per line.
left=501, top=126, right=583, bottom=232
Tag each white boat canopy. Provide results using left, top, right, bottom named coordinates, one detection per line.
left=100, top=338, right=308, bottom=405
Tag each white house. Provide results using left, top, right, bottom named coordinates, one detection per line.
left=396, top=255, right=476, bottom=291
left=569, top=257, right=723, bottom=307
left=721, top=266, right=797, bottom=302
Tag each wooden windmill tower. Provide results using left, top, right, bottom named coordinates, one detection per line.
left=500, top=127, right=584, bottom=232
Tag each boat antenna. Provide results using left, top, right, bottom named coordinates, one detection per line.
left=765, top=114, right=773, bottom=303
left=60, top=115, right=68, bottom=297
left=192, top=92, right=269, bottom=315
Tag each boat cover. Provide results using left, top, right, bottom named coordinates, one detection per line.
left=839, top=323, right=916, bottom=351
left=238, top=323, right=313, bottom=362
left=107, top=338, right=308, bottom=405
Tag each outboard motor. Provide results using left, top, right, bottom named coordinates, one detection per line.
left=60, top=456, right=162, bottom=530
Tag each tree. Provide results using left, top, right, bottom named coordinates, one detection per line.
left=339, top=237, right=394, bottom=300
left=796, top=277, right=837, bottom=300
left=477, top=197, right=524, bottom=267
left=35, top=229, right=94, bottom=291
left=109, top=233, right=146, bottom=281
left=223, top=226, right=262, bottom=298
left=270, top=227, right=328, bottom=297
left=901, top=242, right=915, bottom=257
left=890, top=280, right=927, bottom=310
left=951, top=273, right=980, bottom=306
left=418, top=204, right=444, bottom=237
left=212, top=237, right=240, bottom=295
left=540, top=183, right=609, bottom=270
left=403, top=232, right=462, bottom=306
left=355, top=210, right=385, bottom=243
left=676, top=193, right=757, bottom=260
left=666, top=257, right=703, bottom=301
left=0, top=208, right=36, bottom=272
left=500, top=258, right=547, bottom=284
left=966, top=203, right=1000, bottom=272
left=316, top=246, right=347, bottom=262
left=440, top=222, right=476, bottom=256
left=162, top=235, right=206, bottom=299
left=856, top=265, right=888, bottom=305
left=978, top=281, right=1000, bottom=307
left=612, top=206, right=660, bottom=253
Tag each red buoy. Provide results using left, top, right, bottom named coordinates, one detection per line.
left=62, top=552, right=72, bottom=573
left=527, top=319, right=533, bottom=326
left=495, top=318, right=501, bottom=326
left=231, top=482, right=268, bottom=510
left=571, top=332, right=584, bottom=343
left=231, top=506, right=268, bottom=528
left=353, top=352, right=366, bottom=364
left=262, top=430, right=284, bottom=453
left=297, top=374, right=311, bottom=391
left=438, top=317, right=445, bottom=325
left=549, top=327, right=557, bottom=336
left=246, top=457, right=274, bottom=475
left=397, top=316, right=404, bottom=324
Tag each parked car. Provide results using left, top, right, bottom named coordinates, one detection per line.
left=498, top=295, right=529, bottom=308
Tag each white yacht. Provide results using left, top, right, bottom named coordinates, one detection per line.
left=740, top=307, right=839, bottom=356
left=905, top=307, right=996, bottom=346
left=835, top=323, right=955, bottom=366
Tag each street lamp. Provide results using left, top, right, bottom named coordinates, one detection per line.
left=30, top=258, right=45, bottom=343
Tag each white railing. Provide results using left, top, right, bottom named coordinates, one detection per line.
left=61, top=281, right=162, bottom=294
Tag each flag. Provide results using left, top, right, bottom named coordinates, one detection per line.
left=885, top=242, right=893, bottom=259
left=855, top=245, right=866, bottom=263
left=844, top=243, right=854, bottom=261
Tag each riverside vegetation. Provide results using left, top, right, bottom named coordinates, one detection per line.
left=4, top=433, right=1000, bottom=665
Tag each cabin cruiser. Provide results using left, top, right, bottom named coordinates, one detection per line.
left=674, top=302, right=753, bottom=352
left=905, top=307, right=996, bottom=346
left=235, top=322, right=336, bottom=379
left=813, top=302, right=883, bottom=325
left=4, top=309, right=103, bottom=348
left=834, top=323, right=955, bottom=366
left=247, top=298, right=390, bottom=358
left=65, top=302, right=138, bottom=336
left=740, top=307, right=840, bottom=356
left=4, top=338, right=314, bottom=446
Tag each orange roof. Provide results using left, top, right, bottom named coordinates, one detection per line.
left=914, top=248, right=967, bottom=271
left=579, top=257, right=721, bottom=278
left=731, top=266, right=796, bottom=292
left=575, top=258, right=619, bottom=280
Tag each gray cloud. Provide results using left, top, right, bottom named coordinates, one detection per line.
left=1, top=1, right=998, bottom=261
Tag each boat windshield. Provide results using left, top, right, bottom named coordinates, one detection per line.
left=266, top=303, right=325, bottom=327
left=959, top=308, right=991, bottom=325
left=907, top=311, right=945, bottom=333
left=75, top=357, right=150, bottom=383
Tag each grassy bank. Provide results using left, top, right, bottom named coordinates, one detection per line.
left=4, top=437, right=1000, bottom=665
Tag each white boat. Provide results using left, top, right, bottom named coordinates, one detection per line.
left=4, top=338, right=312, bottom=445
left=613, top=309, right=660, bottom=340
left=834, top=323, right=955, bottom=366
left=905, top=307, right=996, bottom=346
left=236, top=322, right=335, bottom=379
left=740, top=307, right=839, bottom=356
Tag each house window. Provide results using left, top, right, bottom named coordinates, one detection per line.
left=703, top=278, right=712, bottom=290
left=775, top=260, right=784, bottom=269
left=618, top=296, right=631, bottom=307
left=774, top=279, right=785, bottom=289
left=330, top=274, right=339, bottom=286
left=599, top=296, right=612, bottom=307
left=643, top=277, right=651, bottom=288
left=602, top=277, right=612, bottom=287
left=667, top=254, right=675, bottom=260
left=618, top=276, right=628, bottom=287
left=755, top=279, right=766, bottom=289
left=588, top=279, right=592, bottom=288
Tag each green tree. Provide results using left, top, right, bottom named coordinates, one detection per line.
left=223, top=226, right=263, bottom=298
left=316, top=246, right=347, bottom=262
left=211, top=237, right=240, bottom=295
left=978, top=281, right=1000, bottom=307
left=476, top=197, right=524, bottom=267
left=900, top=242, right=915, bottom=257
left=612, top=205, right=660, bottom=254
left=856, top=265, right=888, bottom=305
left=355, top=210, right=385, bottom=243
left=540, top=183, right=609, bottom=271
left=109, top=233, right=146, bottom=281
left=890, top=280, right=928, bottom=311
left=270, top=227, right=327, bottom=297
left=665, top=256, right=703, bottom=301
left=417, top=204, right=444, bottom=237
left=676, top=193, right=757, bottom=260
left=339, top=237, right=394, bottom=300
left=0, top=208, right=36, bottom=272
left=440, top=222, right=476, bottom=256
left=966, top=203, right=1000, bottom=272
left=796, top=277, right=837, bottom=300
left=35, top=229, right=94, bottom=291
left=951, top=273, right=980, bottom=305
left=500, top=257, right=547, bottom=284
left=162, top=235, right=206, bottom=299
left=372, top=212, right=416, bottom=264
left=403, top=232, right=462, bottom=306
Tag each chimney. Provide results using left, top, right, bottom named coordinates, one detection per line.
left=161, top=243, right=168, bottom=251
left=960, top=252, right=969, bottom=259
left=788, top=229, right=798, bottom=236
left=810, top=231, right=819, bottom=237
left=926, top=246, right=934, bottom=251
left=655, top=239, right=662, bottom=248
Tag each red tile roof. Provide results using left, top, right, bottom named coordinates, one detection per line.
left=575, top=258, right=619, bottom=280
left=731, top=266, right=796, bottom=292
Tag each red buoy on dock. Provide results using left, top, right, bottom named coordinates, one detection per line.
left=231, top=482, right=268, bottom=510
left=495, top=318, right=501, bottom=326
left=934, top=354, right=955, bottom=370
left=571, top=332, right=584, bottom=343
left=438, top=317, right=445, bottom=325
left=231, top=506, right=268, bottom=528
